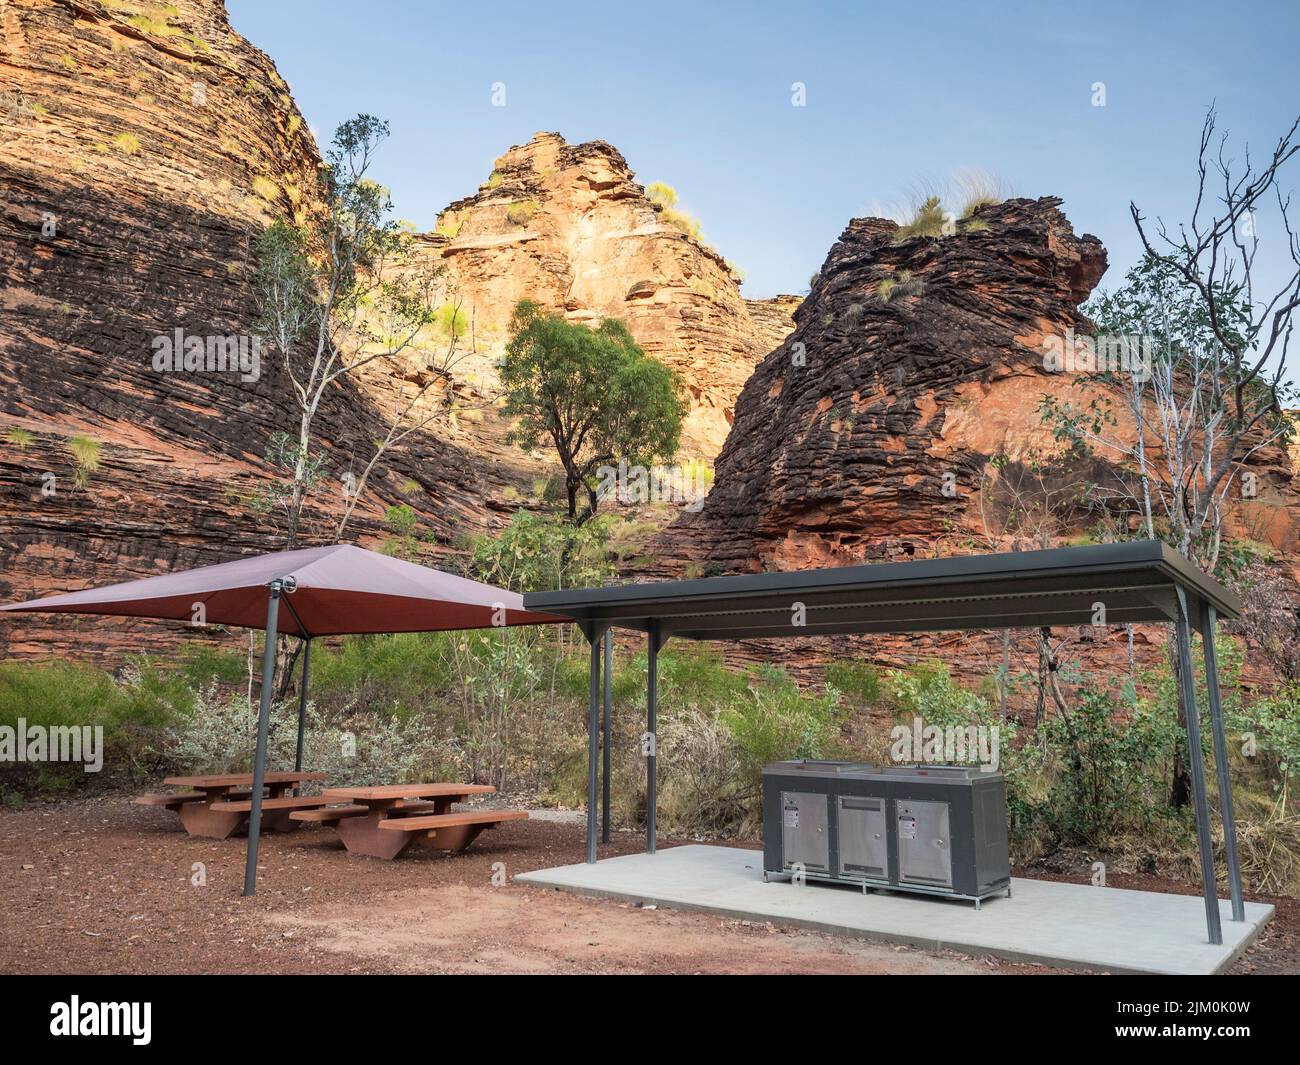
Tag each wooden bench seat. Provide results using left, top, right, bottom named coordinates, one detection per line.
left=134, top=792, right=208, bottom=808
left=378, top=809, right=529, bottom=833
left=289, top=804, right=369, bottom=823
left=375, top=808, right=528, bottom=855
left=210, top=796, right=332, bottom=812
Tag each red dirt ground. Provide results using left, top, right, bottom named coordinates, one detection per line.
left=0, top=796, right=1293, bottom=975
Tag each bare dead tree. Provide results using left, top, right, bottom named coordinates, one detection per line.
left=1036, top=108, right=1300, bottom=808
left=255, top=115, right=444, bottom=548
left=1046, top=107, right=1300, bottom=574
left=1238, top=559, right=1300, bottom=683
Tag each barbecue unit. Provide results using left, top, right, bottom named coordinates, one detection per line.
left=762, top=761, right=1011, bottom=906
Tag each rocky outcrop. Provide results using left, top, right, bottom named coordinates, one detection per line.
left=0, top=6, right=796, bottom=660
left=426, top=132, right=796, bottom=458
left=0, top=0, right=520, bottom=659
left=651, top=196, right=1300, bottom=686
left=659, top=196, right=1300, bottom=573
left=656, top=197, right=1111, bottom=570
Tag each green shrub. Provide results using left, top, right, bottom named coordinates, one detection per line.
left=1233, top=685, right=1300, bottom=794
left=0, top=658, right=193, bottom=796
left=884, top=660, right=989, bottom=727
left=893, top=196, right=947, bottom=240
left=723, top=666, right=845, bottom=780
left=646, top=181, right=703, bottom=240
left=824, top=659, right=881, bottom=705
left=176, top=646, right=247, bottom=689
left=251, top=175, right=279, bottom=201
left=68, top=434, right=101, bottom=471
left=688, top=277, right=715, bottom=300
left=166, top=685, right=447, bottom=787
left=505, top=199, right=538, bottom=226
left=126, top=14, right=179, bottom=38
left=385, top=502, right=417, bottom=537
left=469, top=510, right=613, bottom=593
left=953, top=168, right=1004, bottom=218
left=434, top=303, right=468, bottom=339
left=111, top=132, right=141, bottom=156
left=311, top=632, right=455, bottom=718
left=877, top=269, right=924, bottom=303
left=1033, top=678, right=1179, bottom=843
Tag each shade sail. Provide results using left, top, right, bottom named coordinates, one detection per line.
left=0, top=543, right=567, bottom=637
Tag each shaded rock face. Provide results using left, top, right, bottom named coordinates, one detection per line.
left=429, top=132, right=796, bottom=458
left=658, top=197, right=1110, bottom=571
left=0, top=0, right=509, bottom=659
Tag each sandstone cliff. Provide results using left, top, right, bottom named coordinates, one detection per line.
left=652, top=197, right=1300, bottom=683
left=0, top=5, right=796, bottom=659
left=423, top=131, right=796, bottom=458
left=0, top=0, right=512, bottom=658
left=659, top=196, right=1299, bottom=572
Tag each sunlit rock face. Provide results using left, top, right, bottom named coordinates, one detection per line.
left=427, top=130, right=795, bottom=460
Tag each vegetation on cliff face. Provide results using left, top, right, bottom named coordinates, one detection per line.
left=646, top=181, right=704, bottom=240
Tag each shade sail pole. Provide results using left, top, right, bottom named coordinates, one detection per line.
left=646, top=620, right=659, bottom=855
left=1174, top=587, right=1222, bottom=945
left=294, top=637, right=311, bottom=775
left=1202, top=606, right=1245, bottom=922
left=586, top=628, right=601, bottom=864
left=602, top=629, right=612, bottom=844
left=243, top=580, right=283, bottom=898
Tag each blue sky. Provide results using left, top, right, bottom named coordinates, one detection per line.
left=227, top=0, right=1299, bottom=324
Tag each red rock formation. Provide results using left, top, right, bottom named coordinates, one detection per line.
left=658, top=197, right=1110, bottom=570
left=0, top=0, right=515, bottom=659
left=653, top=197, right=1299, bottom=687
left=425, top=131, right=796, bottom=458
left=0, top=7, right=795, bottom=660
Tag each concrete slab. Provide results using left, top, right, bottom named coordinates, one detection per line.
left=516, top=844, right=1273, bottom=974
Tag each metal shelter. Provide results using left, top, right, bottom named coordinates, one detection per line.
left=524, top=540, right=1246, bottom=945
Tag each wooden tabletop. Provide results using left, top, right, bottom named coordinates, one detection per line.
left=321, top=783, right=496, bottom=802
left=164, top=771, right=327, bottom=788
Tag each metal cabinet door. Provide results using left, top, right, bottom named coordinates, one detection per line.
left=837, top=796, right=888, bottom=880
left=897, top=800, right=952, bottom=888
left=780, top=791, right=829, bottom=872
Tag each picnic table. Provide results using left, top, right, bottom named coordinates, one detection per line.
left=291, top=783, right=527, bottom=860
left=135, top=771, right=328, bottom=839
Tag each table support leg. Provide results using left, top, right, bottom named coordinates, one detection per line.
left=336, top=812, right=416, bottom=860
